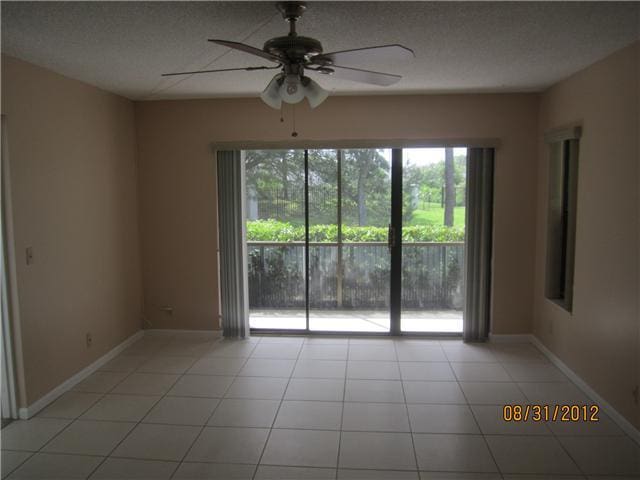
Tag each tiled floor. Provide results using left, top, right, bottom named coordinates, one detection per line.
left=2, top=332, right=639, bottom=479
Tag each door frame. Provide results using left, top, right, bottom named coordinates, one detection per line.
left=1, top=115, right=20, bottom=420
left=244, top=145, right=473, bottom=337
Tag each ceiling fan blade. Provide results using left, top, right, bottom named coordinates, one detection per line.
left=325, top=65, right=402, bottom=86
left=312, top=44, right=414, bottom=66
left=208, top=39, right=282, bottom=63
left=162, top=65, right=281, bottom=77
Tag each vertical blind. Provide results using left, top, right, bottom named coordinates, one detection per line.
left=463, top=147, right=495, bottom=341
left=217, top=150, right=250, bottom=337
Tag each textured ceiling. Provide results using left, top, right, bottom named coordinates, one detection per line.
left=2, top=1, right=639, bottom=100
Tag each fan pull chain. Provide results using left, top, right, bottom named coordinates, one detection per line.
left=291, top=103, right=298, bottom=137
left=280, top=104, right=284, bottom=123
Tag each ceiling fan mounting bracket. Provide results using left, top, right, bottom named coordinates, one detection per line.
left=276, top=2, right=307, bottom=24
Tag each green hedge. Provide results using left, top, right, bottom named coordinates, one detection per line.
left=247, top=219, right=464, bottom=242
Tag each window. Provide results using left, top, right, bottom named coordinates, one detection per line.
left=544, top=127, right=581, bottom=312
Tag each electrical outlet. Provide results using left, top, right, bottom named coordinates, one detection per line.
left=25, top=247, right=34, bottom=265
left=86, top=333, right=92, bottom=348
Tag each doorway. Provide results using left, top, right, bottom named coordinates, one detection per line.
left=245, top=147, right=466, bottom=334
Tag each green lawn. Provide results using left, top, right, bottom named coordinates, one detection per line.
left=409, top=205, right=466, bottom=228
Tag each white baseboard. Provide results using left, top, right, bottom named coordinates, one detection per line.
left=529, top=335, right=640, bottom=446
left=489, top=333, right=534, bottom=343
left=18, top=330, right=144, bottom=419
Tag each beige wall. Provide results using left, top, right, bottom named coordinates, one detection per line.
left=534, top=43, right=640, bottom=428
left=1, top=55, right=142, bottom=406
left=135, top=93, right=539, bottom=334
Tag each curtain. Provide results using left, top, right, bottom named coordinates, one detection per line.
left=463, top=148, right=495, bottom=342
left=217, top=150, right=250, bottom=338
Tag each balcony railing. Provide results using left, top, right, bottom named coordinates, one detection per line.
left=248, top=241, right=464, bottom=311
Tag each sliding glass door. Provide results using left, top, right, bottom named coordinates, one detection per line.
left=308, top=149, right=392, bottom=332
left=400, top=148, right=467, bottom=333
left=245, top=147, right=466, bottom=334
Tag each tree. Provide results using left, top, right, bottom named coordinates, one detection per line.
left=341, top=149, right=390, bottom=226
left=444, top=147, right=456, bottom=226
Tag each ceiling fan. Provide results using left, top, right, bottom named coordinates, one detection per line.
left=163, top=1, right=414, bottom=109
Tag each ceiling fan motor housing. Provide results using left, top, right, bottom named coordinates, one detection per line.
left=263, top=36, right=323, bottom=62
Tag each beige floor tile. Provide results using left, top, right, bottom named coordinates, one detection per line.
left=344, top=380, right=404, bottom=403
left=408, top=404, right=479, bottom=434
left=239, top=358, right=296, bottom=377
left=224, top=377, right=288, bottom=400
left=136, top=356, right=197, bottom=374
left=186, top=426, right=269, bottom=464
left=451, top=363, right=511, bottom=382
left=142, top=396, right=219, bottom=426
left=168, top=375, right=234, bottom=398
left=186, top=357, right=246, bottom=376
left=285, top=378, right=345, bottom=401
left=258, top=336, right=305, bottom=345
left=110, top=373, right=179, bottom=395
left=348, top=345, right=396, bottom=361
left=304, top=337, right=349, bottom=346
left=517, top=382, right=590, bottom=404
left=299, top=344, right=348, bottom=360
left=1, top=418, right=71, bottom=452
left=81, top=394, right=160, bottom=422
left=558, top=436, right=640, bottom=475
left=90, top=458, right=178, bottom=479
left=251, top=343, right=302, bottom=359
left=37, top=392, right=102, bottom=419
left=489, top=344, right=549, bottom=364
left=173, top=462, right=255, bottom=479
left=420, top=474, right=502, bottom=479
left=442, top=344, right=498, bottom=362
left=413, top=434, right=498, bottom=472
left=402, top=381, right=466, bottom=404
left=338, top=469, right=419, bottom=479
left=71, top=371, right=129, bottom=393
left=502, top=363, right=567, bottom=382
left=347, top=361, right=400, bottom=380
left=159, top=341, right=216, bottom=357
left=486, top=435, right=580, bottom=474
left=339, top=431, right=416, bottom=470
left=460, top=381, right=527, bottom=404
left=342, top=402, right=409, bottom=432
left=1, top=451, right=31, bottom=479
left=6, top=453, right=102, bottom=479
left=112, top=423, right=201, bottom=461
left=395, top=345, right=447, bottom=362
left=255, top=466, right=336, bottom=479
left=42, top=420, right=134, bottom=456
left=275, top=401, right=343, bottom=430
left=399, top=362, right=456, bottom=381
left=205, top=341, right=257, bottom=358
left=99, top=355, right=148, bottom=374
left=293, top=360, right=347, bottom=379
left=262, top=429, right=340, bottom=468
left=208, top=399, right=280, bottom=428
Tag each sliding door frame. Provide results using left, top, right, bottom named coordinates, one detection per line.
left=228, top=140, right=496, bottom=337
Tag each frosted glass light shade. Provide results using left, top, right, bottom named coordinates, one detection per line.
left=304, top=77, right=328, bottom=108
left=260, top=74, right=284, bottom=109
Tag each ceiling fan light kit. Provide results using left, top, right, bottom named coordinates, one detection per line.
left=163, top=1, right=414, bottom=110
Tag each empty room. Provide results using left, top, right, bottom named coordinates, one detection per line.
left=1, top=1, right=639, bottom=479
